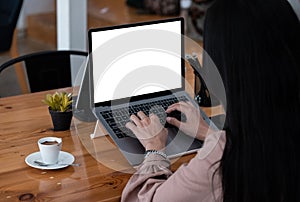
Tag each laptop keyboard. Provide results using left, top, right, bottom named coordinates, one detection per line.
left=100, top=96, right=188, bottom=139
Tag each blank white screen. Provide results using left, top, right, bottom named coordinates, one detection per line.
left=91, top=20, right=182, bottom=103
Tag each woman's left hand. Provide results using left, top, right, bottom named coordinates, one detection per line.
left=126, top=111, right=168, bottom=151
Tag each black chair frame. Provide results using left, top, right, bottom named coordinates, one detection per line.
left=0, top=0, right=23, bottom=52
left=0, top=50, right=88, bottom=93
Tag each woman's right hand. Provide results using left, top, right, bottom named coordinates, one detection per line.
left=165, top=101, right=215, bottom=141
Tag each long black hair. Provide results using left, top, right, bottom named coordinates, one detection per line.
left=203, top=0, right=300, bottom=201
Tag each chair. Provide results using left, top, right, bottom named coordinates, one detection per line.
left=0, top=50, right=88, bottom=95
left=0, top=0, right=25, bottom=94
left=0, top=0, right=23, bottom=52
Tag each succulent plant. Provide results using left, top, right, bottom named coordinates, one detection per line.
left=42, top=92, right=73, bottom=112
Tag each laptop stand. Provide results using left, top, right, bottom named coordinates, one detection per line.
left=90, top=120, right=107, bottom=139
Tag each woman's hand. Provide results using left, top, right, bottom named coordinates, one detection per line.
left=166, top=101, right=214, bottom=141
left=126, top=111, right=168, bottom=151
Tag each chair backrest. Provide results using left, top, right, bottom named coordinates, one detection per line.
left=0, top=50, right=88, bottom=94
left=0, top=0, right=23, bottom=52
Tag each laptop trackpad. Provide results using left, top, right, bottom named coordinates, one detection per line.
left=165, top=128, right=203, bottom=157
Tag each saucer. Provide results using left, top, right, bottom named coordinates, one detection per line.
left=25, top=151, right=75, bottom=170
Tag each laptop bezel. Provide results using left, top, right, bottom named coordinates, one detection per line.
left=88, top=17, right=185, bottom=107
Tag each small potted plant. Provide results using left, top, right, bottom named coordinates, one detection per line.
left=42, top=91, right=73, bottom=131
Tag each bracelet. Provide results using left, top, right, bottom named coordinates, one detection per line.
left=144, top=150, right=168, bottom=159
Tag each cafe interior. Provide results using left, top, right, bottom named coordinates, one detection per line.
left=0, top=0, right=299, bottom=201
left=0, top=0, right=211, bottom=201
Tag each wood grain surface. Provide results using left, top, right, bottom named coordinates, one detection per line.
left=0, top=88, right=196, bottom=201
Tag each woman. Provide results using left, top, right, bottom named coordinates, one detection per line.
left=121, top=0, right=300, bottom=201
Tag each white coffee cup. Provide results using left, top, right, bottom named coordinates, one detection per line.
left=38, top=137, right=62, bottom=164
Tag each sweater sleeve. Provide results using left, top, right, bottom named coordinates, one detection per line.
left=121, top=131, right=226, bottom=202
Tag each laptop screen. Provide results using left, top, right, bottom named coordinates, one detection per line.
left=88, top=18, right=184, bottom=106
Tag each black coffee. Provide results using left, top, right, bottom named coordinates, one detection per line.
left=41, top=141, right=58, bottom=145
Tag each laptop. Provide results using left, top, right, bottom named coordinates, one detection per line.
left=88, top=17, right=208, bottom=166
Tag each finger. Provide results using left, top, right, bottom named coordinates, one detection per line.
left=165, top=103, right=180, bottom=113
left=149, top=113, right=163, bottom=126
left=166, top=102, right=180, bottom=109
left=125, top=122, right=137, bottom=132
left=166, top=116, right=182, bottom=128
left=125, top=122, right=147, bottom=142
left=136, top=112, right=151, bottom=126
left=178, top=101, right=190, bottom=107
left=126, top=122, right=150, bottom=140
left=149, top=113, right=159, bottom=121
left=137, top=111, right=148, bottom=120
left=130, top=114, right=143, bottom=127
left=166, top=101, right=188, bottom=113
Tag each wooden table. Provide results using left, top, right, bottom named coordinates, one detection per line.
left=0, top=88, right=197, bottom=201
